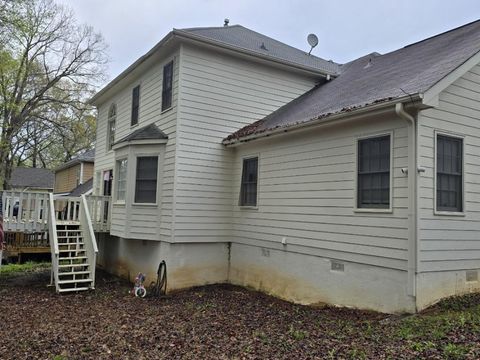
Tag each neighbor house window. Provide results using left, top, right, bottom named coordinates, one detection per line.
left=131, top=85, right=140, bottom=126
left=107, top=104, right=116, bottom=150
left=116, top=159, right=127, bottom=201
left=240, top=157, right=258, bottom=206
left=357, top=135, right=391, bottom=209
left=162, top=61, right=173, bottom=111
left=135, top=156, right=158, bottom=203
left=436, top=134, right=463, bottom=212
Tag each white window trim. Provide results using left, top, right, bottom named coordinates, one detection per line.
left=131, top=83, right=141, bottom=128
left=106, top=103, right=116, bottom=152
left=353, top=131, right=394, bottom=214
left=114, top=157, right=128, bottom=205
left=238, top=154, right=260, bottom=210
left=434, top=130, right=466, bottom=217
left=133, top=153, right=160, bottom=206
left=161, top=58, right=175, bottom=113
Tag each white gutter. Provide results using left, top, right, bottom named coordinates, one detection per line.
left=395, top=103, right=417, bottom=298
left=224, top=95, right=422, bottom=147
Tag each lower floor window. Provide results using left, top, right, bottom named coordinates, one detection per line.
left=135, top=156, right=158, bottom=203
left=436, top=134, right=463, bottom=212
left=240, top=157, right=258, bottom=206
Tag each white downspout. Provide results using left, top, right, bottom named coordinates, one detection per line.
left=79, top=163, right=84, bottom=185
left=395, top=103, right=417, bottom=298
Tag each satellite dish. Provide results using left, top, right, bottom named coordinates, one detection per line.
left=307, top=33, right=318, bottom=55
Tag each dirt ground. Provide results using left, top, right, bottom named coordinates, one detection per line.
left=0, top=269, right=479, bottom=359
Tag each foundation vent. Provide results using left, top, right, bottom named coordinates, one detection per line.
left=331, top=261, right=344, bottom=272
left=466, top=270, right=478, bottom=282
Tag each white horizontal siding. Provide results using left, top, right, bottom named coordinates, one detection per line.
left=94, top=48, right=180, bottom=241
left=232, top=115, right=409, bottom=270
left=418, top=63, right=480, bottom=272
left=173, top=43, right=320, bottom=242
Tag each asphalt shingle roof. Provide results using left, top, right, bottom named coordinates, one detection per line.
left=10, top=167, right=54, bottom=189
left=55, top=148, right=95, bottom=172
left=225, top=20, right=480, bottom=142
left=68, top=178, right=93, bottom=197
left=180, top=25, right=340, bottom=75
left=115, top=123, right=168, bottom=145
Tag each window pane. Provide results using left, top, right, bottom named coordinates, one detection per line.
left=116, top=159, right=127, bottom=201
left=240, top=157, right=258, bottom=206
left=131, top=85, right=140, bottom=126
left=436, top=135, right=462, bottom=212
left=357, top=135, right=390, bottom=208
left=135, top=156, right=158, bottom=203
left=162, top=61, right=173, bottom=111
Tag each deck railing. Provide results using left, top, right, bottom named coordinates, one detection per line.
left=2, top=191, right=50, bottom=232
left=1, top=191, right=111, bottom=233
left=85, top=195, right=111, bottom=232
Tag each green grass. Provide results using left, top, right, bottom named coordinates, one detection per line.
left=0, top=261, right=50, bottom=275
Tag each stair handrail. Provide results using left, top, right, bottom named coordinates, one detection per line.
left=80, top=194, right=98, bottom=288
left=48, top=192, right=59, bottom=292
left=48, top=193, right=59, bottom=255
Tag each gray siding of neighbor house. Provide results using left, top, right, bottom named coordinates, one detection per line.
left=173, top=43, right=319, bottom=243
left=94, top=48, right=180, bottom=241
left=418, top=62, right=480, bottom=273
left=231, top=114, right=410, bottom=270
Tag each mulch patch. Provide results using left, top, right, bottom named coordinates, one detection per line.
left=0, top=269, right=479, bottom=359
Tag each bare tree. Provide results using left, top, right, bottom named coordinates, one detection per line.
left=0, top=0, right=107, bottom=188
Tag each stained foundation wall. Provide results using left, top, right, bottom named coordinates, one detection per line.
left=228, top=243, right=416, bottom=314
left=96, top=235, right=229, bottom=290
left=416, top=270, right=480, bottom=311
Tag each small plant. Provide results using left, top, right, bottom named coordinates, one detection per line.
left=443, top=343, right=470, bottom=359
left=410, top=340, right=436, bottom=352
left=288, top=325, right=309, bottom=340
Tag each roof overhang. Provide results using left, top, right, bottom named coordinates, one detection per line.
left=112, top=138, right=168, bottom=151
left=54, top=159, right=94, bottom=173
left=223, top=94, right=425, bottom=147
left=421, top=49, right=480, bottom=107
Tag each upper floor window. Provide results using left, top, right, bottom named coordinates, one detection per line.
left=135, top=156, right=158, bottom=203
left=131, top=85, right=140, bottom=126
left=357, top=135, right=391, bottom=209
left=240, top=157, right=258, bottom=207
left=107, top=104, right=116, bottom=150
left=436, top=134, right=463, bottom=212
left=162, top=61, right=173, bottom=111
left=116, top=159, right=127, bottom=201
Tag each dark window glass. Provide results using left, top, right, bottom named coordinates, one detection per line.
left=135, top=157, right=158, bottom=203
left=162, top=61, right=173, bottom=111
left=131, top=85, right=140, bottom=126
left=240, top=157, right=258, bottom=206
left=437, top=135, right=463, bottom=212
left=357, top=135, right=390, bottom=208
left=107, top=104, right=116, bottom=150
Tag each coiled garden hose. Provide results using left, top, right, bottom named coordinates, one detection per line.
left=149, top=260, right=167, bottom=297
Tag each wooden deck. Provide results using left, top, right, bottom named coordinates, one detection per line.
left=4, top=231, right=50, bottom=261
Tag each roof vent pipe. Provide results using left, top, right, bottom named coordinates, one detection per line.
left=224, top=18, right=229, bottom=27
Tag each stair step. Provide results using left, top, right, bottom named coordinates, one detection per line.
left=58, top=278, right=93, bottom=285
left=58, top=263, right=89, bottom=268
left=58, top=287, right=90, bottom=293
left=59, top=249, right=85, bottom=253
left=59, top=256, right=87, bottom=260
left=58, top=270, right=91, bottom=276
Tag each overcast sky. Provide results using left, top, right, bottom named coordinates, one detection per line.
left=58, top=0, right=480, bottom=83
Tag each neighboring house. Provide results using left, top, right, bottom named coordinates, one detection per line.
left=90, top=20, right=480, bottom=313
left=54, top=149, right=95, bottom=195
left=10, top=167, right=54, bottom=193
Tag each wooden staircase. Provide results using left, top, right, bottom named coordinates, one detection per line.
left=56, top=223, right=94, bottom=292
left=48, top=194, right=98, bottom=293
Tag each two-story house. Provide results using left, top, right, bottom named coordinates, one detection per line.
left=89, top=20, right=480, bottom=313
